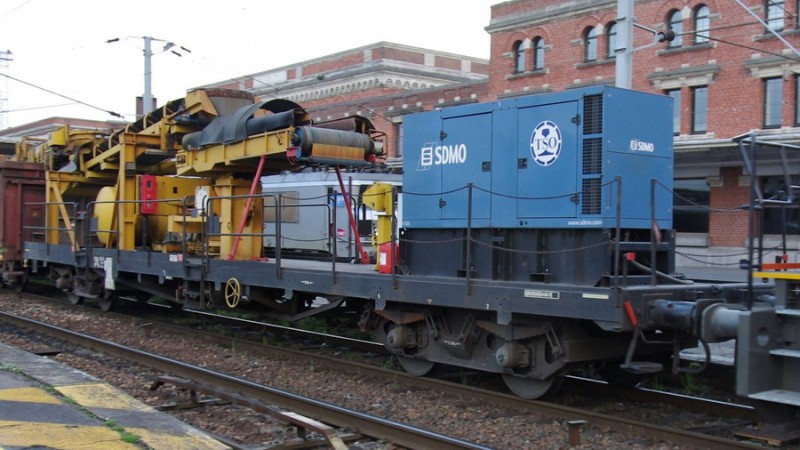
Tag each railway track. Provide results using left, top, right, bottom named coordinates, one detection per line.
left=139, top=305, right=388, bottom=355
left=162, top=308, right=758, bottom=420
left=0, top=291, right=770, bottom=449
left=0, top=310, right=492, bottom=450
left=139, top=300, right=758, bottom=422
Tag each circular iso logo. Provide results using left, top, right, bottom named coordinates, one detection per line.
left=530, top=121, right=562, bottom=166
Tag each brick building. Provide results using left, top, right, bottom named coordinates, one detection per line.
left=484, top=0, right=800, bottom=265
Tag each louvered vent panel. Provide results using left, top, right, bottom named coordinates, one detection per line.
left=582, top=137, right=602, bottom=175
left=583, top=94, right=603, bottom=135
left=582, top=178, right=602, bottom=215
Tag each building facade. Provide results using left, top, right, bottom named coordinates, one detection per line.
left=485, top=0, right=800, bottom=265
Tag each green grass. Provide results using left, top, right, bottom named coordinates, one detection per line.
left=295, top=317, right=329, bottom=333
left=104, top=419, right=140, bottom=444
left=120, top=431, right=140, bottom=443
left=0, top=363, right=21, bottom=373
left=678, top=365, right=710, bottom=394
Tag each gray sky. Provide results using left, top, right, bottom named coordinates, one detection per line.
left=0, top=0, right=496, bottom=128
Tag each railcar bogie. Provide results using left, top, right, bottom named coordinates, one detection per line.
left=364, top=301, right=683, bottom=395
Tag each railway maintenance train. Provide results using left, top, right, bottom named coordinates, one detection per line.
left=1, top=85, right=799, bottom=420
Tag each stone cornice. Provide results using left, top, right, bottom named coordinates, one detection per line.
left=252, top=62, right=488, bottom=103
left=648, top=63, right=721, bottom=89
left=486, top=0, right=615, bottom=34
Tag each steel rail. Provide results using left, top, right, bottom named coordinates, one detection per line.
left=118, top=315, right=764, bottom=450
left=2, top=295, right=763, bottom=449
left=175, top=307, right=756, bottom=421
left=192, top=310, right=756, bottom=421
left=0, top=311, right=491, bottom=450
left=104, top=295, right=388, bottom=354
left=565, top=376, right=757, bottom=421
left=139, top=306, right=758, bottom=423
left=184, top=308, right=387, bottom=354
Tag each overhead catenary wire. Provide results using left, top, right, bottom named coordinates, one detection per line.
left=0, top=102, right=76, bottom=113
left=0, top=0, right=34, bottom=22
left=0, top=71, right=123, bottom=118
left=3, top=6, right=798, bottom=124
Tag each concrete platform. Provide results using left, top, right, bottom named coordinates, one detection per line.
left=681, top=340, right=736, bottom=366
left=0, top=343, right=229, bottom=450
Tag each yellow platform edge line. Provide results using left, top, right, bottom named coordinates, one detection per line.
left=126, top=426, right=231, bottom=450
left=55, top=383, right=230, bottom=450
left=56, top=383, right=152, bottom=411
left=0, top=386, right=61, bottom=404
left=0, top=420, right=137, bottom=449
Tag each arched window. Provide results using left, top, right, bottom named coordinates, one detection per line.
left=694, top=5, right=710, bottom=44
left=513, top=40, right=525, bottom=73
left=533, top=37, right=544, bottom=70
left=668, top=10, right=683, bottom=48
left=767, top=0, right=785, bottom=31
left=607, top=22, right=618, bottom=58
left=584, top=27, right=598, bottom=62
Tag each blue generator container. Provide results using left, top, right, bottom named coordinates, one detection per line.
left=402, top=86, right=673, bottom=230
left=400, top=86, right=674, bottom=284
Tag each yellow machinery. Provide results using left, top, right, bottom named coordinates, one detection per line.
left=362, top=182, right=395, bottom=271
left=32, top=89, right=383, bottom=261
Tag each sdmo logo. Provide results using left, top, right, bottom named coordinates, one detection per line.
left=530, top=121, right=562, bottom=167
left=418, top=142, right=468, bottom=170
left=629, top=139, right=655, bottom=152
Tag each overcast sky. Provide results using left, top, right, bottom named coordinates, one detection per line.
left=0, top=0, right=497, bottom=128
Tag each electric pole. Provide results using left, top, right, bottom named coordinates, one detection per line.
left=615, top=0, right=633, bottom=89
left=0, top=50, right=13, bottom=129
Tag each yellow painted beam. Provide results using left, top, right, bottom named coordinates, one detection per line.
left=176, top=129, right=294, bottom=175
left=752, top=271, right=800, bottom=280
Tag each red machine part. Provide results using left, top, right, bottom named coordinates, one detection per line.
left=140, top=175, right=158, bottom=215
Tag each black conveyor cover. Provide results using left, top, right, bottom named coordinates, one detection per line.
left=182, top=101, right=297, bottom=149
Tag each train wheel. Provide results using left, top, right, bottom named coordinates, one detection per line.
left=397, top=355, right=435, bottom=376
left=67, top=292, right=83, bottom=306
left=224, top=278, right=241, bottom=308
left=98, top=291, right=116, bottom=312
left=502, top=374, right=559, bottom=399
